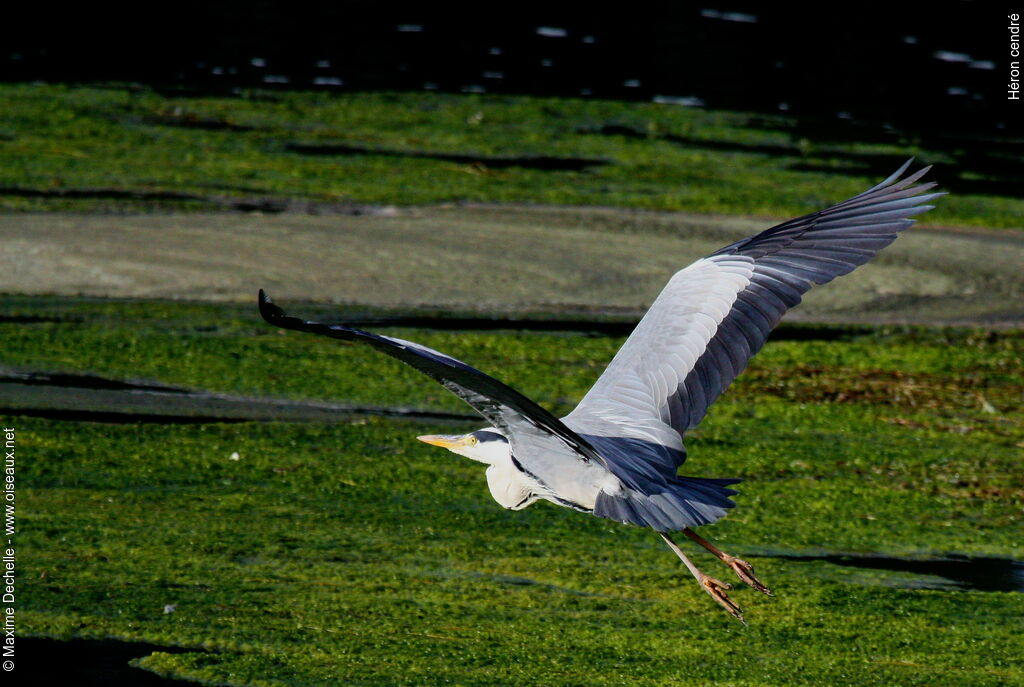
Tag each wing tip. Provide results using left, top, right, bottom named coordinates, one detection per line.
left=257, top=288, right=288, bottom=325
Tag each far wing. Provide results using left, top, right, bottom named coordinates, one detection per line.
left=565, top=161, right=942, bottom=478
left=258, top=290, right=607, bottom=469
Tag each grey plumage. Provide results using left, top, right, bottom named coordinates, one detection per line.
left=259, top=161, right=941, bottom=535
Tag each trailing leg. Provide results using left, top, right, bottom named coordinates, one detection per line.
left=682, top=528, right=772, bottom=596
left=659, top=532, right=745, bottom=623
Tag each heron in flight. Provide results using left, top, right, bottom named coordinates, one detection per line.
left=259, top=161, right=940, bottom=622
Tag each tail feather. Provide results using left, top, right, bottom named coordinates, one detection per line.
left=593, top=476, right=740, bottom=532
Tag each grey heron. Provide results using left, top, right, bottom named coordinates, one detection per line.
left=258, top=161, right=941, bottom=622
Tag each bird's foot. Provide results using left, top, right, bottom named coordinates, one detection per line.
left=700, top=574, right=745, bottom=624
left=724, top=555, right=773, bottom=596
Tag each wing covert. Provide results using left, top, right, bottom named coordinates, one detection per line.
left=566, top=161, right=942, bottom=479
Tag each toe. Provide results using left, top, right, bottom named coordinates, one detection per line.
left=701, top=575, right=745, bottom=623
left=729, top=557, right=773, bottom=596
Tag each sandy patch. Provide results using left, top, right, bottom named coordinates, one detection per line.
left=2, top=206, right=1021, bottom=326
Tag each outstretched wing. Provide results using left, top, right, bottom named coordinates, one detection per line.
left=565, top=161, right=943, bottom=478
left=258, top=290, right=606, bottom=468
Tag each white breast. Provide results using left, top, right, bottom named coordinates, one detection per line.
left=485, top=458, right=538, bottom=510
left=485, top=451, right=623, bottom=513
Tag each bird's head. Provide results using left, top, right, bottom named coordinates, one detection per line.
left=417, top=429, right=510, bottom=465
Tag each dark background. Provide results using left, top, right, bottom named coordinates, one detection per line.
left=3, top=2, right=1019, bottom=138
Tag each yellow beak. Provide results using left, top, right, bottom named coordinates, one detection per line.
left=416, top=434, right=467, bottom=449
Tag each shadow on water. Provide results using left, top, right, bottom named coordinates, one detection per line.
left=788, top=160, right=1024, bottom=199
left=767, top=552, right=1024, bottom=592
left=20, top=637, right=209, bottom=686
left=0, top=186, right=398, bottom=215
left=284, top=141, right=610, bottom=171
left=0, top=369, right=476, bottom=424
left=579, top=122, right=1024, bottom=198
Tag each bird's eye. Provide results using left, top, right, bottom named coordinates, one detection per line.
left=469, top=435, right=479, bottom=446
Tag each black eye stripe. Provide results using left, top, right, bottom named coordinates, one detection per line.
left=472, top=430, right=508, bottom=444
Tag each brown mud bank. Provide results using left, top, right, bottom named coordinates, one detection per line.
left=2, top=206, right=1021, bottom=326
